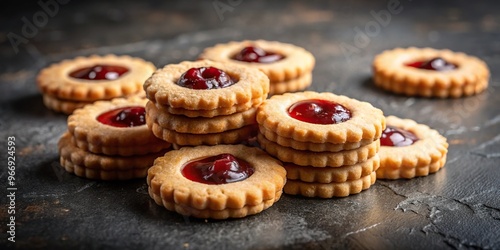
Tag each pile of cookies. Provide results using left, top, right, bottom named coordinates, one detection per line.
left=143, top=60, right=269, bottom=146
left=58, top=97, right=171, bottom=180
left=256, top=91, right=386, bottom=198
left=37, top=55, right=155, bottom=114
left=38, top=40, right=478, bottom=220
left=199, top=40, right=315, bottom=95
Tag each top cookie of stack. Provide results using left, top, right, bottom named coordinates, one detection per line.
left=143, top=60, right=269, bottom=146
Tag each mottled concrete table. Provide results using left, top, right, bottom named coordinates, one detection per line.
left=1, top=0, right=499, bottom=249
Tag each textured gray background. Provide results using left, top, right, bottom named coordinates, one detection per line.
left=1, top=0, right=499, bottom=249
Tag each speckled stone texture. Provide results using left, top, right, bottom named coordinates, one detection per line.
left=0, top=0, right=499, bottom=249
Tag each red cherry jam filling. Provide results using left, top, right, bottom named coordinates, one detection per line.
left=97, top=106, right=146, bottom=128
left=380, top=126, right=419, bottom=147
left=288, top=99, right=351, bottom=125
left=69, top=64, right=129, bottom=80
left=177, top=67, right=235, bottom=90
left=182, top=154, right=254, bottom=185
left=405, top=57, right=457, bottom=71
left=232, top=46, right=284, bottom=63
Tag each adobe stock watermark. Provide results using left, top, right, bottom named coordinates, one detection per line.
left=212, top=0, right=243, bottom=21
left=7, top=0, right=70, bottom=54
left=340, top=0, right=409, bottom=62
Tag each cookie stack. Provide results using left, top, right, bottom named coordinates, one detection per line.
left=256, top=91, right=386, bottom=198
left=199, top=40, right=315, bottom=95
left=58, top=97, right=171, bottom=180
left=143, top=60, right=270, bottom=146
left=37, top=54, right=156, bottom=114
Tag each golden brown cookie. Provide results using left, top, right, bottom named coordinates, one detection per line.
left=199, top=40, right=315, bottom=83
left=148, top=115, right=258, bottom=146
left=146, top=101, right=257, bottom=134
left=259, top=125, right=374, bottom=152
left=257, top=91, right=385, bottom=144
left=284, top=154, right=380, bottom=183
left=373, top=47, right=489, bottom=98
left=147, top=144, right=287, bottom=219
left=161, top=95, right=265, bottom=118
left=143, top=60, right=269, bottom=110
left=376, top=116, right=448, bottom=179
left=257, top=134, right=380, bottom=167
left=58, top=132, right=167, bottom=180
left=42, top=94, right=92, bottom=115
left=377, top=155, right=447, bottom=180
left=37, top=54, right=156, bottom=102
left=68, top=97, right=171, bottom=156
left=284, top=172, right=376, bottom=198
left=269, top=73, right=312, bottom=95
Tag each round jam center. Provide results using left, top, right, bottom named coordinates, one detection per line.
left=405, top=57, right=457, bottom=71
left=232, top=46, right=284, bottom=63
left=96, top=106, right=146, bottom=128
left=288, top=99, right=351, bottom=125
left=177, top=67, right=235, bottom=90
left=69, top=64, right=129, bottom=80
left=380, top=126, right=419, bottom=147
left=181, top=154, right=254, bottom=185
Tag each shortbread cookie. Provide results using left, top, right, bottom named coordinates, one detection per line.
left=146, top=101, right=257, bottom=134
left=144, top=60, right=269, bottom=110
left=284, top=172, right=376, bottom=198
left=373, top=47, right=489, bottom=98
left=37, top=54, right=156, bottom=101
left=199, top=40, right=315, bottom=83
left=68, top=97, right=171, bottom=156
left=285, top=155, right=380, bottom=183
left=163, top=95, right=266, bottom=118
left=269, top=73, right=312, bottom=95
left=257, top=91, right=385, bottom=144
left=259, top=125, right=374, bottom=152
left=377, top=155, right=447, bottom=180
left=147, top=144, right=286, bottom=219
left=150, top=192, right=281, bottom=220
left=257, top=134, right=380, bottom=167
left=376, top=116, right=448, bottom=179
left=58, top=132, right=166, bottom=180
left=42, top=94, right=92, bottom=115
left=148, top=111, right=257, bottom=145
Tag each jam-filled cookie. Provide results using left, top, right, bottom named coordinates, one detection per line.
left=373, top=47, right=489, bottom=98
left=144, top=60, right=269, bottom=112
left=257, top=91, right=385, bottom=144
left=59, top=97, right=171, bottom=180
left=37, top=54, right=156, bottom=114
left=144, top=60, right=268, bottom=146
left=256, top=91, right=385, bottom=198
left=147, top=144, right=286, bottom=219
left=376, top=116, right=448, bottom=179
left=68, top=97, right=171, bottom=156
left=199, top=40, right=315, bottom=94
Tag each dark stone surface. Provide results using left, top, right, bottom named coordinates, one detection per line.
left=1, top=0, right=499, bottom=249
